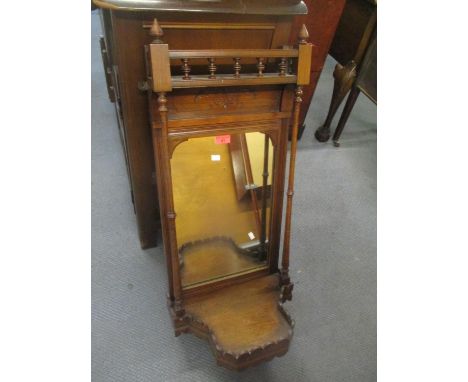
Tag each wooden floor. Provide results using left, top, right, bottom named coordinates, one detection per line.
left=184, top=274, right=292, bottom=357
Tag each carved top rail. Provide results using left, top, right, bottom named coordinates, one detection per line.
left=147, top=19, right=312, bottom=92
left=171, top=74, right=297, bottom=89
left=168, top=49, right=299, bottom=59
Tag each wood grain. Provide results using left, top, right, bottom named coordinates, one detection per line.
left=150, top=44, right=172, bottom=92
left=171, top=74, right=297, bottom=88
left=297, top=43, right=312, bottom=85
left=182, top=274, right=293, bottom=370
left=169, top=49, right=298, bottom=59
left=111, top=11, right=160, bottom=248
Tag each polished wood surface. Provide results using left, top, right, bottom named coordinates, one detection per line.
left=168, top=49, right=299, bottom=59
left=329, top=0, right=376, bottom=65
left=297, top=34, right=313, bottom=85
left=110, top=11, right=162, bottom=248
left=181, top=274, right=293, bottom=370
left=277, top=26, right=309, bottom=300
left=149, top=44, right=173, bottom=92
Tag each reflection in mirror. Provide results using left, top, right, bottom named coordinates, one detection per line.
left=170, top=132, right=274, bottom=288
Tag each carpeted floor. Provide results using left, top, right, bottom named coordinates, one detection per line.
left=91, top=11, right=376, bottom=382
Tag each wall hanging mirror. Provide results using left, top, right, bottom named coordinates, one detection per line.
left=144, top=16, right=312, bottom=370
left=171, top=132, right=274, bottom=288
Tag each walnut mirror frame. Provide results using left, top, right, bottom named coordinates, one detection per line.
left=145, top=18, right=312, bottom=370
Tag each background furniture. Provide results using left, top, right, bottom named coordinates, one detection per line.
left=332, top=28, right=376, bottom=146
left=314, top=0, right=377, bottom=144
left=290, top=0, right=346, bottom=139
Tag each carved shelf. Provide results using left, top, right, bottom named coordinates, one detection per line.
left=175, top=274, right=294, bottom=370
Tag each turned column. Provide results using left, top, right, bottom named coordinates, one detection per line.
left=148, top=19, right=184, bottom=317
left=280, top=24, right=311, bottom=301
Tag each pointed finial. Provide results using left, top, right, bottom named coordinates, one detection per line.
left=298, top=24, right=309, bottom=44
left=150, top=18, right=164, bottom=44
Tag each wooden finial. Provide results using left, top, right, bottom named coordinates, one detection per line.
left=298, top=24, right=309, bottom=44
left=150, top=18, right=164, bottom=44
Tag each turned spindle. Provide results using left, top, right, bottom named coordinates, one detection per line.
left=279, top=57, right=287, bottom=76
left=149, top=18, right=164, bottom=44
left=157, top=92, right=184, bottom=317
left=181, top=58, right=191, bottom=80
left=257, top=57, right=265, bottom=77
left=233, top=57, right=241, bottom=78
left=280, top=24, right=310, bottom=300
left=208, top=58, right=217, bottom=79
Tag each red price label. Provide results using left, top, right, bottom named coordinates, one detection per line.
left=215, top=135, right=231, bottom=144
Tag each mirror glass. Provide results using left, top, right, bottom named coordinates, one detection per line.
left=171, top=132, right=274, bottom=288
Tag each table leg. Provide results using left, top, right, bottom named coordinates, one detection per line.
left=314, top=60, right=357, bottom=142
left=332, top=86, right=361, bottom=147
